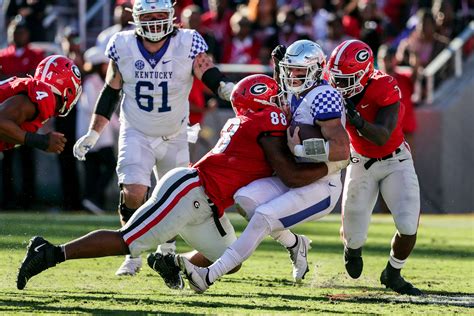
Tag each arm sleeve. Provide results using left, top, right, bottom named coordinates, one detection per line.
left=105, top=33, right=121, bottom=64
left=188, top=30, right=209, bottom=60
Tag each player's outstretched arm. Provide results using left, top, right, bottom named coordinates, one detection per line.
left=192, top=53, right=234, bottom=101
left=73, top=60, right=123, bottom=161
left=260, top=135, right=328, bottom=188
left=318, top=118, right=350, bottom=161
left=0, top=95, right=36, bottom=145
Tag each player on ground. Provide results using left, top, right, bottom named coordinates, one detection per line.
left=0, top=55, right=82, bottom=153
left=16, top=74, right=334, bottom=291
left=327, top=39, right=423, bottom=296
left=72, top=0, right=235, bottom=276
left=177, top=40, right=350, bottom=293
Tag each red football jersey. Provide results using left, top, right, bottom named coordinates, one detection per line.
left=346, top=69, right=405, bottom=158
left=194, top=107, right=288, bottom=216
left=0, top=77, right=57, bottom=151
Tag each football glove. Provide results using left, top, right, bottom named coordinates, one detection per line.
left=73, top=130, right=100, bottom=161
left=218, top=81, right=235, bottom=101
left=271, top=44, right=286, bottom=78
left=345, top=99, right=365, bottom=130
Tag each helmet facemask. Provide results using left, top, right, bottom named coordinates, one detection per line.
left=330, top=63, right=370, bottom=98
left=132, top=0, right=175, bottom=42
left=279, top=61, right=323, bottom=95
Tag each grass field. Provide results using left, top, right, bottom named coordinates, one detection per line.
left=0, top=212, right=473, bottom=314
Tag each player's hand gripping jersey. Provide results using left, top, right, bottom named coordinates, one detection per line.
left=106, top=29, right=208, bottom=137
left=0, top=77, right=57, bottom=151
left=194, top=107, right=288, bottom=216
left=346, top=70, right=405, bottom=158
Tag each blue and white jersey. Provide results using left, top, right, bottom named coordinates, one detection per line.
left=106, top=29, right=208, bottom=137
left=288, top=80, right=344, bottom=126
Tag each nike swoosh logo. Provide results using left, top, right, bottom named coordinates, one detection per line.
left=299, top=245, right=307, bottom=258
left=329, top=182, right=336, bottom=187
left=360, top=104, right=370, bottom=109
left=399, top=159, right=408, bottom=162
left=34, top=243, right=46, bottom=252
left=162, top=60, right=172, bottom=64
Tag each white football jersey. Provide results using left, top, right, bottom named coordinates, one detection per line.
left=288, top=80, right=344, bottom=125
left=106, top=29, right=208, bottom=137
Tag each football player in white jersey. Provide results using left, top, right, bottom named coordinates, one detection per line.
left=72, top=0, right=235, bottom=276
left=177, top=40, right=351, bottom=293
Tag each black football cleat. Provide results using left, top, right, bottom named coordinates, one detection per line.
left=380, top=265, right=424, bottom=296
left=344, top=247, right=363, bottom=279
left=147, top=252, right=184, bottom=290
left=17, top=236, right=57, bottom=290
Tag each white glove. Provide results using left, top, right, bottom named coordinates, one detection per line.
left=218, top=81, right=235, bottom=101
left=73, top=130, right=100, bottom=161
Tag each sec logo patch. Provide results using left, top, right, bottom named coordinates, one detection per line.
left=135, top=60, right=145, bottom=70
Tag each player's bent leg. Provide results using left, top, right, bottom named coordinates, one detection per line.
left=342, top=162, right=379, bottom=279
left=116, top=184, right=149, bottom=276
left=379, top=161, right=422, bottom=295
left=17, top=230, right=128, bottom=290
left=380, top=232, right=422, bottom=296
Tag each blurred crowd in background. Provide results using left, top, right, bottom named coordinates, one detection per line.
left=0, top=0, right=473, bottom=213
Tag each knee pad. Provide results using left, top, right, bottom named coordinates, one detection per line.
left=118, top=190, right=137, bottom=223
left=234, top=195, right=259, bottom=220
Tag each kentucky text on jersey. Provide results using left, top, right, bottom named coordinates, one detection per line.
left=134, top=71, right=173, bottom=79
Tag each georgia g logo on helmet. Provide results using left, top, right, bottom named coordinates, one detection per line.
left=355, top=49, right=370, bottom=63
left=72, top=65, right=81, bottom=79
left=250, top=83, right=268, bottom=95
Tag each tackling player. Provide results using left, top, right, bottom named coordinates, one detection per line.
left=16, top=74, right=335, bottom=291
left=72, top=0, right=235, bottom=275
left=328, top=39, right=423, bottom=296
left=0, top=55, right=82, bottom=153
left=178, top=40, right=350, bottom=293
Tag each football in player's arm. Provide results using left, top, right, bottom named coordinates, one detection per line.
left=175, top=40, right=351, bottom=293
left=0, top=55, right=82, bottom=153
left=16, top=74, right=335, bottom=291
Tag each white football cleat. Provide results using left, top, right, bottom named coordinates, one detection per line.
left=115, top=255, right=142, bottom=276
left=177, top=255, right=211, bottom=293
left=287, top=234, right=312, bottom=283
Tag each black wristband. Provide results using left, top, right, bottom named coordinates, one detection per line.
left=24, top=132, right=49, bottom=151
left=94, top=84, right=121, bottom=120
left=201, top=67, right=227, bottom=96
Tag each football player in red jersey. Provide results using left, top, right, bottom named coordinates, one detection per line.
left=16, top=74, right=333, bottom=291
left=328, top=40, right=423, bottom=296
left=0, top=55, right=82, bottom=153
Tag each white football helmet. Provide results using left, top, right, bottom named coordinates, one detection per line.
left=279, top=40, right=326, bottom=95
left=132, top=0, right=175, bottom=42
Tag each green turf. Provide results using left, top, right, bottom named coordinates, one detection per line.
left=0, top=212, right=472, bottom=314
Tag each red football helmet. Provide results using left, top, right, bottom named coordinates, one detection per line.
left=327, top=40, right=374, bottom=98
left=34, top=55, right=82, bottom=117
left=230, top=74, right=280, bottom=115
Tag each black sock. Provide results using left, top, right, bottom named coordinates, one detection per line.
left=287, top=233, right=299, bottom=249
left=54, top=246, right=65, bottom=264
left=386, top=261, right=401, bottom=276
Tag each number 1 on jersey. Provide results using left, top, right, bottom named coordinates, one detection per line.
left=135, top=81, right=171, bottom=113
